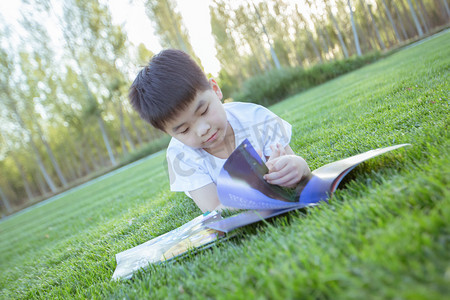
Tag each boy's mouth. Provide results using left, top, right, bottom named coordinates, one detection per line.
left=206, top=131, right=218, bottom=143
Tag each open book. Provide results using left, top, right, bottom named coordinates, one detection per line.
left=208, top=139, right=410, bottom=232
left=112, top=139, right=409, bottom=280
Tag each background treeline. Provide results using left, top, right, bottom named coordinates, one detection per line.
left=0, top=0, right=448, bottom=216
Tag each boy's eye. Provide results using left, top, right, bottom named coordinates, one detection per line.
left=201, top=106, right=209, bottom=116
left=180, top=128, right=189, bottom=134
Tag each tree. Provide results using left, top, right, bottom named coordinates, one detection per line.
left=380, top=0, right=402, bottom=43
left=442, top=0, right=450, bottom=19
left=55, top=0, right=124, bottom=166
left=391, top=0, right=409, bottom=40
left=348, top=0, right=362, bottom=55
left=252, top=2, right=282, bottom=69
left=406, top=0, right=424, bottom=36
left=295, top=4, right=323, bottom=62
left=0, top=31, right=58, bottom=193
left=0, top=132, right=34, bottom=202
left=362, top=1, right=386, bottom=49
left=144, top=0, right=202, bottom=67
left=325, top=0, right=349, bottom=58
left=210, top=0, right=245, bottom=95
left=415, top=0, right=430, bottom=33
left=305, top=0, right=334, bottom=60
left=0, top=187, right=12, bottom=215
left=16, top=17, right=69, bottom=187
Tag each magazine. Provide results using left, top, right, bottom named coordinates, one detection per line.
left=112, top=211, right=224, bottom=280
left=112, top=139, right=409, bottom=279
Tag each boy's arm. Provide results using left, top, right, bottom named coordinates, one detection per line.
left=189, top=183, right=235, bottom=213
left=263, top=144, right=311, bottom=188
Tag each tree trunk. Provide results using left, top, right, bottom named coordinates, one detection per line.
left=431, top=0, right=447, bottom=24
left=317, top=25, right=330, bottom=58
left=323, top=26, right=336, bottom=59
left=443, top=0, right=450, bottom=18
left=329, top=9, right=349, bottom=58
left=406, top=0, right=424, bottom=36
left=381, top=0, right=402, bottom=42
left=13, top=111, right=57, bottom=193
left=416, top=0, right=430, bottom=33
left=348, top=0, right=362, bottom=56
left=307, top=28, right=323, bottom=62
left=398, top=0, right=415, bottom=37
left=35, top=122, right=68, bottom=187
left=65, top=38, right=117, bottom=167
left=253, top=3, right=281, bottom=70
left=354, top=0, right=371, bottom=52
left=32, top=141, right=57, bottom=193
left=97, top=116, right=117, bottom=166
left=366, top=3, right=386, bottom=49
left=306, top=1, right=332, bottom=59
left=393, top=1, right=409, bottom=40
left=5, top=91, right=57, bottom=193
left=296, top=6, right=322, bottom=62
left=306, top=27, right=323, bottom=62
left=34, top=169, right=49, bottom=196
left=0, top=187, right=12, bottom=214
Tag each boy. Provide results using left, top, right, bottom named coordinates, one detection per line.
left=129, top=49, right=311, bottom=212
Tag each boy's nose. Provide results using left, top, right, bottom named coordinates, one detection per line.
left=196, top=121, right=210, bottom=137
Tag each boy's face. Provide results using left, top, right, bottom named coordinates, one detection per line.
left=163, top=79, right=232, bottom=155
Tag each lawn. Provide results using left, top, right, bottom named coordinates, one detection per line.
left=0, top=31, right=449, bottom=299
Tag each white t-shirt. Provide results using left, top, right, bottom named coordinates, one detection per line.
left=166, top=102, right=292, bottom=194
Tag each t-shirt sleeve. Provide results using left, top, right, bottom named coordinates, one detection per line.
left=249, top=104, right=292, bottom=157
left=166, top=144, right=213, bottom=193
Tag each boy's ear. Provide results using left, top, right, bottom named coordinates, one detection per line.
left=209, top=78, right=223, bottom=101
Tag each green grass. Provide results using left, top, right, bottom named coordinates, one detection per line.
left=1, top=31, right=449, bottom=299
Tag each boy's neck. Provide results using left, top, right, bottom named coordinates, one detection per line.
left=204, top=122, right=235, bottom=159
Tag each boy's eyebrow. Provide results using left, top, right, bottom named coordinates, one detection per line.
left=172, top=100, right=206, bottom=132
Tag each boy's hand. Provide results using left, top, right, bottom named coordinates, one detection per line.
left=263, top=143, right=311, bottom=188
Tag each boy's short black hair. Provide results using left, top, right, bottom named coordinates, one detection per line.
left=129, top=49, right=210, bottom=131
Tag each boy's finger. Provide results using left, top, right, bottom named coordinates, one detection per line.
left=265, top=156, right=280, bottom=171
left=267, top=144, right=281, bottom=162
left=265, top=171, right=296, bottom=186
left=263, top=166, right=290, bottom=181
left=277, top=143, right=286, bottom=155
left=268, top=156, right=289, bottom=173
left=268, top=144, right=277, bottom=160
left=266, top=156, right=288, bottom=172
